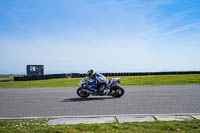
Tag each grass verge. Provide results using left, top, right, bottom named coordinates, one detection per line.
left=0, top=119, right=200, bottom=133
left=0, top=74, right=200, bottom=88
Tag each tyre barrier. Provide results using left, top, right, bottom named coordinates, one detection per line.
left=14, top=76, right=24, bottom=81
left=68, top=73, right=80, bottom=78
left=13, top=71, right=200, bottom=81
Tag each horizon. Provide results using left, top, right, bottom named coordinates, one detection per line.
left=1, top=70, right=200, bottom=75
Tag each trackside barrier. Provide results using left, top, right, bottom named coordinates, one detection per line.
left=13, top=71, right=200, bottom=81
left=0, top=80, right=12, bottom=82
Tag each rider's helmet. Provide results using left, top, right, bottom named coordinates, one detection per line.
left=87, top=69, right=94, bottom=78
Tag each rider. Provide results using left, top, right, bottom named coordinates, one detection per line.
left=87, top=69, right=109, bottom=93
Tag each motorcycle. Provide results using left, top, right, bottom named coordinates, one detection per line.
left=77, top=77, right=125, bottom=98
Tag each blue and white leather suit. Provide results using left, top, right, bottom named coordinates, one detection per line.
left=91, top=73, right=109, bottom=92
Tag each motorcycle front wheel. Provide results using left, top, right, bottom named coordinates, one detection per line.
left=111, top=85, right=125, bottom=98
left=77, top=88, right=90, bottom=98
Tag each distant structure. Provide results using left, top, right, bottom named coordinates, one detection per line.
left=26, top=65, right=44, bottom=76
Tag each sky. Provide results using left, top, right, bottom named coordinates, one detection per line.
left=0, top=0, right=200, bottom=74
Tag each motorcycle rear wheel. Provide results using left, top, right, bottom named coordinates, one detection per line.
left=77, top=88, right=90, bottom=98
left=111, top=86, right=125, bottom=98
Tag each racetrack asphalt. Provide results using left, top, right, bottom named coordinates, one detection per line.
left=0, top=85, right=200, bottom=118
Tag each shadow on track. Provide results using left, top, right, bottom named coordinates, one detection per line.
left=61, top=97, right=116, bottom=102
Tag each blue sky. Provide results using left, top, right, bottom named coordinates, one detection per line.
left=0, top=0, right=200, bottom=74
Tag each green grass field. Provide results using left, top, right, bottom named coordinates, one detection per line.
left=0, top=74, right=200, bottom=88
left=0, top=119, right=200, bottom=133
